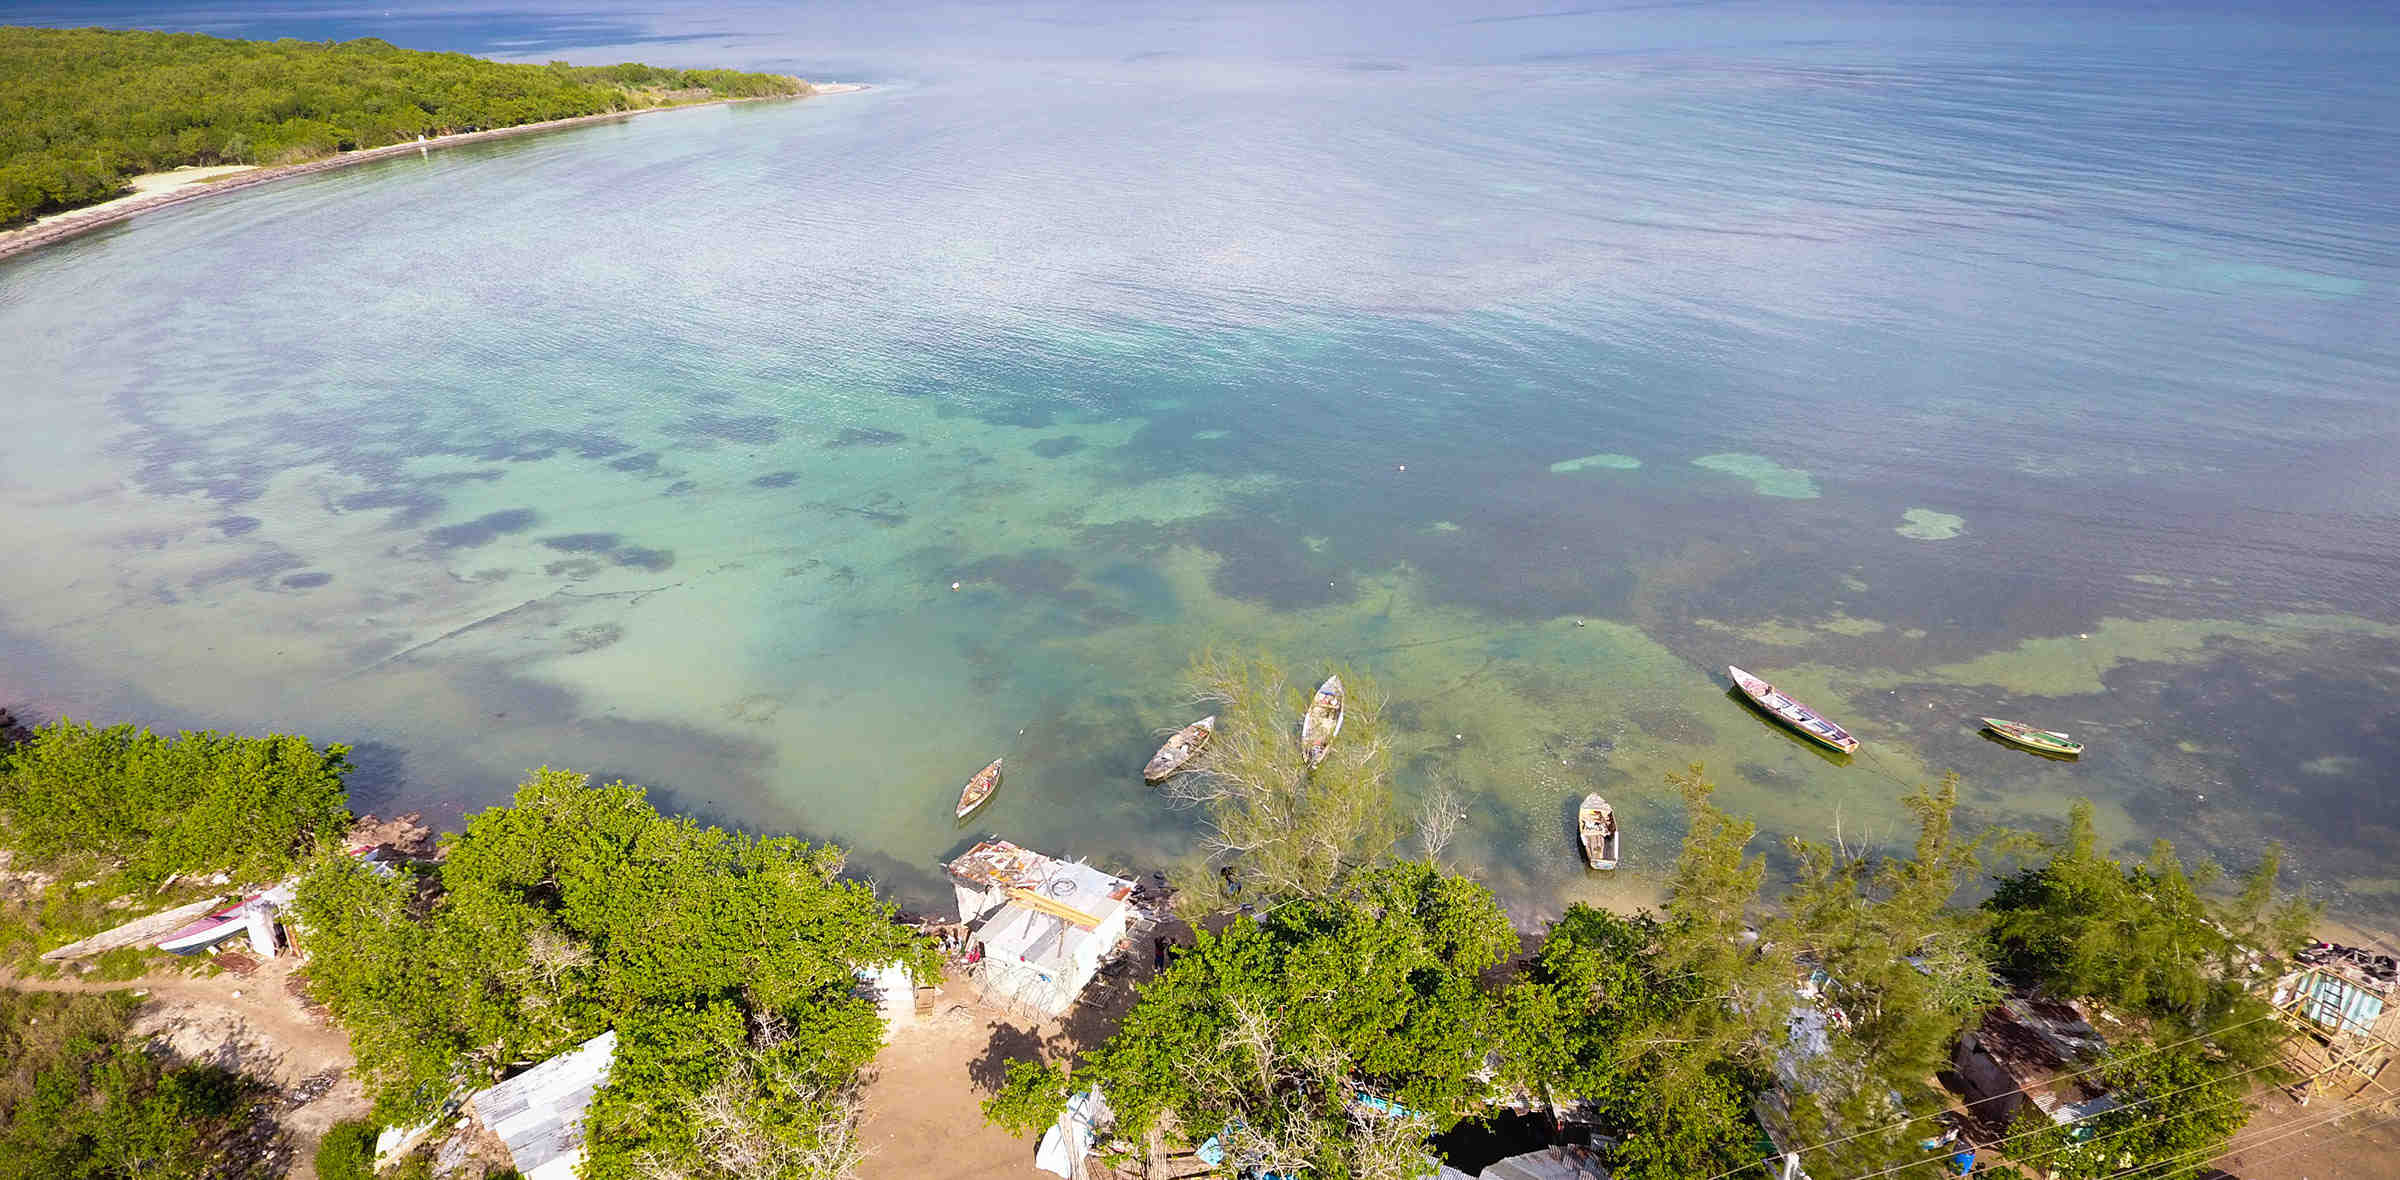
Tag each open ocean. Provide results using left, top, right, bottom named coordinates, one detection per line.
left=1, top=0, right=2395, bottom=919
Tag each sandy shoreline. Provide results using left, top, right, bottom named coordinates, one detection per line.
left=0, top=84, right=867, bottom=264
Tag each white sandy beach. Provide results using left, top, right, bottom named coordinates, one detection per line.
left=32, top=163, right=260, bottom=228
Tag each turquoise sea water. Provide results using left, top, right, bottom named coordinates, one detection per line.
left=2, top=1, right=2397, bottom=918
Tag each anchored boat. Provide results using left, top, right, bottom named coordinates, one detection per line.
left=1729, top=665, right=1859, bottom=754
left=1143, top=716, right=1216, bottom=782
left=955, top=758, right=1003, bottom=819
left=1301, top=675, right=1345, bottom=768
left=1982, top=717, right=2082, bottom=757
left=1578, top=793, right=1620, bottom=870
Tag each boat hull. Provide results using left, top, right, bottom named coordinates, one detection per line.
left=1729, top=665, right=1858, bottom=754
left=1578, top=792, right=1619, bottom=871
left=1143, top=716, right=1216, bottom=782
left=956, top=758, right=1003, bottom=819
left=1301, top=676, right=1345, bottom=768
left=1982, top=718, right=2082, bottom=756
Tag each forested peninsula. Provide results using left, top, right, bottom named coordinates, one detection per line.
left=0, top=26, right=808, bottom=226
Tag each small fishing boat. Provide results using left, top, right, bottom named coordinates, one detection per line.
left=1982, top=717, right=2083, bottom=757
left=1143, top=716, right=1216, bottom=782
left=1728, top=665, right=1859, bottom=754
left=956, top=758, right=1003, bottom=819
left=1578, top=793, right=1619, bottom=871
left=1300, top=675, right=1345, bottom=768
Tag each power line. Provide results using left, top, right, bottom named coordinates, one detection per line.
left=2103, top=1090, right=2400, bottom=1180
left=2165, top=1107, right=2400, bottom=1178
left=1692, top=1008, right=2282, bottom=1180
left=1832, top=1047, right=2301, bottom=1180
left=1990, top=1060, right=2306, bottom=1179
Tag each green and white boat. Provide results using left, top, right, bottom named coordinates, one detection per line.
left=1982, top=717, right=2082, bottom=757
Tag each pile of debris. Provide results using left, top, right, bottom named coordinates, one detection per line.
left=2295, top=941, right=2399, bottom=988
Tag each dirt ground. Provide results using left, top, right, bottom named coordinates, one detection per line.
left=856, top=995, right=1061, bottom=1180
left=2208, top=1074, right=2400, bottom=1180
left=855, top=944, right=1195, bottom=1180
left=2, top=953, right=372, bottom=1180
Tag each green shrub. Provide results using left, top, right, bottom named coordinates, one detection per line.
left=0, top=719, right=353, bottom=885
left=980, top=1058, right=1070, bottom=1137
left=314, top=1118, right=378, bottom=1180
left=89, top=945, right=153, bottom=981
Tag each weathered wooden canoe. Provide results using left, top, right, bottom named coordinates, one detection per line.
left=1578, top=792, right=1619, bottom=871
left=956, top=757, right=1003, bottom=819
left=1729, top=665, right=1859, bottom=754
left=1143, top=716, right=1217, bottom=782
left=1301, top=675, right=1345, bottom=768
left=1982, top=717, right=2083, bottom=757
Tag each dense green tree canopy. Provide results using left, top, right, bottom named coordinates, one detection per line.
left=0, top=717, right=352, bottom=885
left=1493, top=767, right=1791, bottom=1180
left=1769, top=773, right=2001, bottom=1177
left=1984, top=802, right=2313, bottom=1067
left=1069, top=861, right=1516, bottom=1178
left=0, top=26, right=806, bottom=224
left=292, top=767, right=935, bottom=1177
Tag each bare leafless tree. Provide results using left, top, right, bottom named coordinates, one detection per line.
left=524, top=921, right=593, bottom=991
left=642, top=1047, right=874, bottom=1180
left=1416, top=779, right=1464, bottom=864
left=1173, top=651, right=1399, bottom=902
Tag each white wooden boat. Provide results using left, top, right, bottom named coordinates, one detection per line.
left=1729, top=665, right=1859, bottom=754
left=1578, top=793, right=1619, bottom=870
left=1300, top=675, right=1345, bottom=768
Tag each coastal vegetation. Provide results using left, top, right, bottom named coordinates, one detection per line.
left=0, top=988, right=273, bottom=1180
left=1161, top=653, right=1399, bottom=902
left=0, top=717, right=354, bottom=974
left=289, top=767, right=935, bottom=1178
left=314, top=1118, right=378, bottom=1180
left=0, top=718, right=352, bottom=886
left=0, top=26, right=806, bottom=225
left=1984, top=802, right=2315, bottom=1067
left=0, top=684, right=2333, bottom=1180
left=985, top=655, right=2322, bottom=1180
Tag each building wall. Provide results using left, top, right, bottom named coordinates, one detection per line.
left=1953, top=1035, right=2028, bottom=1127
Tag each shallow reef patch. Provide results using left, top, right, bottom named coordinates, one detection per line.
left=1692, top=453, right=1819, bottom=499
left=1896, top=508, right=1964, bottom=540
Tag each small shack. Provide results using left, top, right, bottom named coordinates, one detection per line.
left=949, top=840, right=1134, bottom=1019
left=2269, top=939, right=2399, bottom=1102
left=1952, top=996, right=2109, bottom=1129
left=467, top=1030, right=618, bottom=1180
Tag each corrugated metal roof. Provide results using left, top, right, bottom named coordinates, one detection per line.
left=1482, top=1145, right=1613, bottom=1180
left=470, top=1030, right=617, bottom=1180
